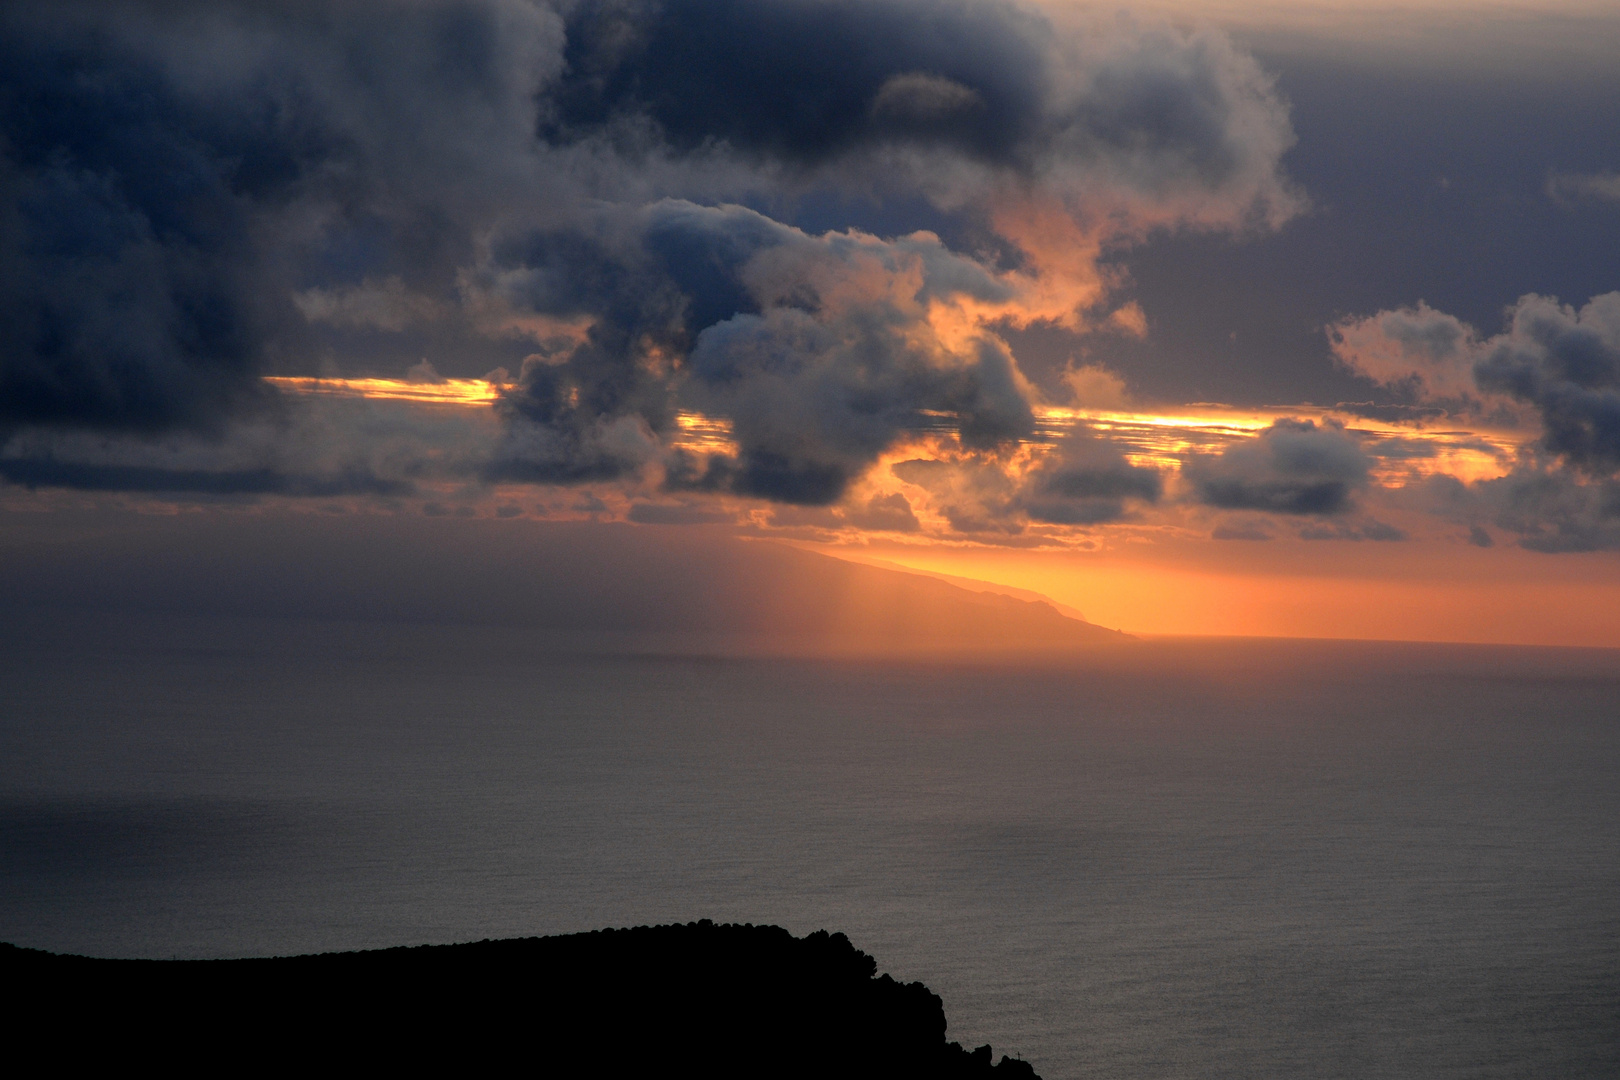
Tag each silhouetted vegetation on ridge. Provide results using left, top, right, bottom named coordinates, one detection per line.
left=3, top=921, right=1038, bottom=1077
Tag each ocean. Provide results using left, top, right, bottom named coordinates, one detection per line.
left=2, top=610, right=1617, bottom=1078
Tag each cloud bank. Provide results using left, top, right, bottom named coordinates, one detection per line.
left=1336, top=291, right=1620, bottom=549
left=0, top=0, right=1299, bottom=504
left=1184, top=418, right=1369, bottom=516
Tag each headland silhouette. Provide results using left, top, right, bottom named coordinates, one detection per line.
left=4, top=920, right=1039, bottom=1077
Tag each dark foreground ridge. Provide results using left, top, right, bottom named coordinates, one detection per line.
left=3, top=921, right=1039, bottom=1077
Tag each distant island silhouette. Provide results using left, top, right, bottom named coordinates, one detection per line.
left=3, top=920, right=1039, bottom=1076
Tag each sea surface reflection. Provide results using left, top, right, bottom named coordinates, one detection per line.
left=3, top=612, right=1617, bottom=1078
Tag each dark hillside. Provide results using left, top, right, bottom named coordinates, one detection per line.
left=3, top=921, right=1039, bottom=1077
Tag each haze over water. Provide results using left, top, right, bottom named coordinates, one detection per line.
left=3, top=611, right=1616, bottom=1079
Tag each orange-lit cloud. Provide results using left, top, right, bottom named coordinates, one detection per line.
left=264, top=374, right=1530, bottom=536
left=5, top=370, right=1611, bottom=647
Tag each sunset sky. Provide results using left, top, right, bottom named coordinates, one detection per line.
left=3, top=0, right=1619, bottom=644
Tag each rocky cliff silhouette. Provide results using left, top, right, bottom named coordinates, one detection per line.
left=3, top=921, right=1039, bottom=1077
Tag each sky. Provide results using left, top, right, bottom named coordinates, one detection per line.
left=3, top=0, right=1619, bottom=645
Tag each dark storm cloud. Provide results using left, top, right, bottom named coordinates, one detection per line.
left=0, top=0, right=1296, bottom=503
left=0, top=0, right=568, bottom=443
left=1185, top=418, right=1369, bottom=515
left=488, top=199, right=1033, bottom=503
left=543, top=0, right=1045, bottom=166
left=347, top=0, right=1300, bottom=508
left=0, top=11, right=282, bottom=433
left=541, top=0, right=1294, bottom=208
left=481, top=200, right=792, bottom=485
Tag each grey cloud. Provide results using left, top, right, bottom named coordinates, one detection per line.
left=1403, top=459, right=1620, bottom=553
left=845, top=492, right=921, bottom=533
left=878, top=425, right=1160, bottom=532
left=1297, top=519, right=1406, bottom=542
left=1365, top=436, right=1440, bottom=461
left=422, top=501, right=477, bottom=517
left=1039, top=21, right=1298, bottom=220
left=888, top=453, right=1026, bottom=535
left=1185, top=417, right=1370, bottom=515
left=0, top=0, right=569, bottom=436
left=480, top=200, right=1026, bottom=499
left=542, top=0, right=1298, bottom=215
left=0, top=52, right=277, bottom=433
left=1335, top=291, right=1620, bottom=478
left=1332, top=291, right=1620, bottom=552
left=685, top=311, right=1032, bottom=503
left=1477, top=465, right=1620, bottom=553
left=1330, top=301, right=1478, bottom=401
left=0, top=391, right=493, bottom=498
left=1017, top=426, right=1161, bottom=525
left=941, top=502, right=1024, bottom=536
left=1473, top=293, right=1620, bottom=474
left=293, top=277, right=446, bottom=333
left=0, top=458, right=408, bottom=498
left=486, top=402, right=659, bottom=485
left=626, top=500, right=735, bottom=525
left=871, top=73, right=986, bottom=126
left=1211, top=520, right=1272, bottom=541
left=1366, top=434, right=1500, bottom=462
left=543, top=0, right=1042, bottom=169
left=890, top=457, right=955, bottom=492
left=763, top=503, right=845, bottom=530
left=496, top=201, right=1038, bottom=505
left=1546, top=170, right=1620, bottom=205
left=432, top=0, right=1299, bottom=506
left=1334, top=402, right=1449, bottom=424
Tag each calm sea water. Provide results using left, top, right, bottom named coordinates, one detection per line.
left=2, top=610, right=1617, bottom=1079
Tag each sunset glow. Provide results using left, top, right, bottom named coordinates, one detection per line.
left=4, top=0, right=1618, bottom=650
left=266, top=376, right=504, bottom=406
left=8, top=7, right=1620, bottom=1075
